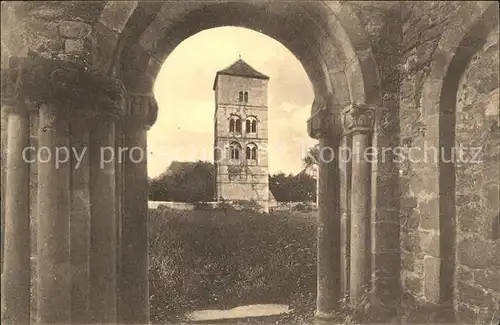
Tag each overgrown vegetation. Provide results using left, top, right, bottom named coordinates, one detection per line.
left=148, top=207, right=317, bottom=324
left=148, top=160, right=317, bottom=203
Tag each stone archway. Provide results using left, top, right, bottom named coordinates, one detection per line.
left=98, top=1, right=383, bottom=323
left=417, top=1, right=499, bottom=319
left=1, top=1, right=389, bottom=324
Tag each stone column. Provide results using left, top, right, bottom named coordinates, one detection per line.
left=115, top=119, right=124, bottom=313
left=0, top=94, right=7, bottom=277
left=342, top=102, right=375, bottom=307
left=69, top=111, right=91, bottom=323
left=118, top=93, right=157, bottom=324
left=0, top=65, right=31, bottom=324
left=339, top=134, right=352, bottom=301
left=307, top=107, right=342, bottom=320
left=88, top=113, right=118, bottom=323
left=37, top=102, right=72, bottom=324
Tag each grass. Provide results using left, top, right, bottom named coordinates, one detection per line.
left=148, top=207, right=317, bottom=324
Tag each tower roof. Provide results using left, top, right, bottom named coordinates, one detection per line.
left=213, top=59, right=269, bottom=90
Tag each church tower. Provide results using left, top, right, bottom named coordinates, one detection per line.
left=213, top=59, right=270, bottom=212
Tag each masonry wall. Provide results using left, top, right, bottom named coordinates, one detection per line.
left=398, top=1, right=462, bottom=306
left=453, top=26, right=499, bottom=322
left=215, top=74, right=268, bottom=107
left=398, top=1, right=500, bottom=323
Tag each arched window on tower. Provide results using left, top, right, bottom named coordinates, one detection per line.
left=246, top=143, right=257, bottom=161
left=246, top=116, right=257, bottom=134
left=238, top=91, right=244, bottom=102
left=244, top=91, right=248, bottom=103
left=229, top=115, right=241, bottom=133
left=230, top=142, right=241, bottom=160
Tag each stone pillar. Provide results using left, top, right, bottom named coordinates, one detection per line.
left=6, top=51, right=129, bottom=324
left=118, top=93, right=157, bottom=324
left=69, top=111, right=91, bottom=323
left=0, top=65, right=31, bottom=324
left=342, top=102, right=375, bottom=307
left=37, top=102, right=72, bottom=324
left=0, top=96, right=7, bottom=277
left=339, top=134, right=352, bottom=301
left=115, top=119, right=124, bottom=313
left=307, top=106, right=342, bottom=320
left=88, top=113, right=118, bottom=323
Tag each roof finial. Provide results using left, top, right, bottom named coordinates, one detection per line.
left=238, top=52, right=242, bottom=60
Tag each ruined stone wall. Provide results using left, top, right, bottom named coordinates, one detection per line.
left=398, top=1, right=463, bottom=306
left=454, top=26, right=499, bottom=322
left=349, top=2, right=499, bottom=320
left=398, top=2, right=500, bottom=323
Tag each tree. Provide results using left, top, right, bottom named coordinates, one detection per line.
left=148, top=160, right=215, bottom=202
left=302, top=144, right=320, bottom=169
left=269, top=172, right=316, bottom=202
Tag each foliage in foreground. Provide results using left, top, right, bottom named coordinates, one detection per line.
left=148, top=207, right=317, bottom=323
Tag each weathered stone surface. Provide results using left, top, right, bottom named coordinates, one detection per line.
left=418, top=197, right=439, bottom=230
left=372, top=222, right=400, bottom=252
left=59, top=21, right=91, bottom=38
left=423, top=255, right=440, bottom=303
left=64, top=39, right=84, bottom=53
left=456, top=302, right=476, bottom=324
left=473, top=269, right=500, bottom=293
left=402, top=232, right=421, bottom=254
left=458, top=238, right=500, bottom=269
left=455, top=265, right=473, bottom=284
left=456, top=281, right=496, bottom=310
left=453, top=24, right=500, bottom=315
left=402, top=271, right=422, bottom=295
left=401, top=251, right=414, bottom=271
left=419, top=230, right=439, bottom=257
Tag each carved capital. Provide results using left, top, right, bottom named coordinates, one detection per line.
left=7, top=53, right=127, bottom=118
left=126, top=93, right=158, bottom=130
left=1, top=67, right=19, bottom=106
left=307, top=109, right=342, bottom=140
left=342, top=102, right=376, bottom=135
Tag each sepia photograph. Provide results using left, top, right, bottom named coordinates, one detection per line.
left=1, top=1, right=499, bottom=324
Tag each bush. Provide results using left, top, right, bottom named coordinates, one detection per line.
left=231, top=199, right=263, bottom=212
left=148, top=208, right=317, bottom=323
left=291, top=202, right=315, bottom=212
left=193, top=201, right=213, bottom=210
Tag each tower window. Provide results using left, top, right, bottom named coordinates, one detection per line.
left=246, top=117, right=257, bottom=133
left=229, top=115, right=242, bottom=133
left=244, top=91, right=248, bottom=103
left=230, top=142, right=241, bottom=160
left=239, top=91, right=243, bottom=102
left=246, top=143, right=257, bottom=160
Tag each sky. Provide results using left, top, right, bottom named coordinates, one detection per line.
left=148, top=26, right=317, bottom=178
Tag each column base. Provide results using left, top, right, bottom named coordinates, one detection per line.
left=314, top=310, right=343, bottom=324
